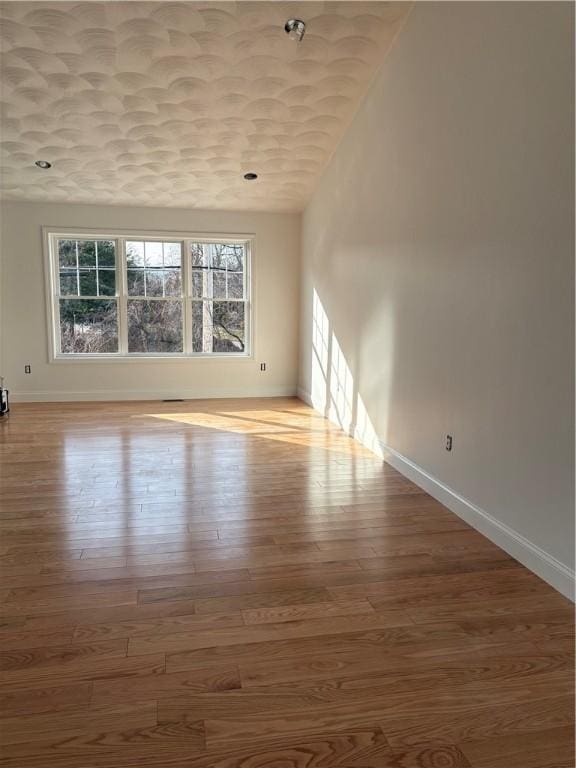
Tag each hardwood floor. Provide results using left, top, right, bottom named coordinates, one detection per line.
left=0, top=397, right=573, bottom=767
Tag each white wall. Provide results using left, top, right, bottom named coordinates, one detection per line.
left=0, top=201, right=300, bottom=400
left=299, top=2, right=574, bottom=596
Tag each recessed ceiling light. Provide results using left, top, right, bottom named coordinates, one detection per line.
left=285, top=19, right=306, bottom=42
left=243, top=172, right=258, bottom=181
left=35, top=160, right=52, bottom=169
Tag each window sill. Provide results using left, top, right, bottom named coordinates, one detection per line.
left=50, top=353, right=254, bottom=364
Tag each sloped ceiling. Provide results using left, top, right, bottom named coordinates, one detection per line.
left=0, top=1, right=409, bottom=211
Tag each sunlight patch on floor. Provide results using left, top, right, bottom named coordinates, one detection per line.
left=141, top=409, right=376, bottom=458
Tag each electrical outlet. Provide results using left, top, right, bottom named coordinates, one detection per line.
left=260, top=363, right=266, bottom=371
left=24, top=365, right=31, bottom=374
left=445, top=435, right=453, bottom=452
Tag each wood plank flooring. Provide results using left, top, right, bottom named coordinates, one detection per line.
left=0, top=397, right=573, bottom=767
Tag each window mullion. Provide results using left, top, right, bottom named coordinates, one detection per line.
left=75, top=239, right=79, bottom=296
left=95, top=240, right=100, bottom=297
left=182, top=239, right=192, bottom=354
left=117, top=238, right=128, bottom=354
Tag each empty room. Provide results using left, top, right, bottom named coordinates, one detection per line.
left=0, top=1, right=574, bottom=766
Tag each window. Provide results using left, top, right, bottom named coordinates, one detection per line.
left=45, top=231, right=252, bottom=359
left=126, top=241, right=183, bottom=354
left=190, top=242, right=247, bottom=353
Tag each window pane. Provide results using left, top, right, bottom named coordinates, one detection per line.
left=191, top=300, right=207, bottom=353
left=128, top=300, right=183, bottom=353
left=127, top=269, right=144, bottom=296
left=79, top=269, right=97, bottom=296
left=213, top=271, right=226, bottom=298
left=97, top=240, right=115, bottom=267
left=164, top=269, right=181, bottom=297
left=164, top=242, right=181, bottom=267
left=98, top=269, right=116, bottom=296
left=145, top=270, right=163, bottom=297
left=59, top=271, right=78, bottom=296
left=78, top=240, right=96, bottom=267
left=190, top=242, right=245, bottom=301
left=213, top=301, right=245, bottom=352
left=126, top=241, right=144, bottom=267
left=190, top=243, right=206, bottom=268
left=145, top=241, right=163, bottom=267
left=209, top=244, right=226, bottom=270
left=192, top=270, right=203, bottom=298
left=227, top=271, right=244, bottom=299
left=192, top=300, right=245, bottom=353
left=224, top=244, right=244, bottom=272
left=58, top=240, right=76, bottom=268
left=59, top=299, right=118, bottom=353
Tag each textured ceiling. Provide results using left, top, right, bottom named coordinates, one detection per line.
left=0, top=1, right=409, bottom=211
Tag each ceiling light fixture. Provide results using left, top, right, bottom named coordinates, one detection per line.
left=35, top=160, right=52, bottom=169
left=284, top=19, right=306, bottom=42
left=243, top=172, right=258, bottom=181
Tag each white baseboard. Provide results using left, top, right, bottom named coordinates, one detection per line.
left=11, top=387, right=298, bottom=403
left=381, top=442, right=574, bottom=601
left=297, top=386, right=575, bottom=601
left=297, top=386, right=317, bottom=410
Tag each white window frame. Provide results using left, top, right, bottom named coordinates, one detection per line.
left=43, top=227, right=255, bottom=362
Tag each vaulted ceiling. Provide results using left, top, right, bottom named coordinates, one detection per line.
left=0, top=2, right=409, bottom=211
